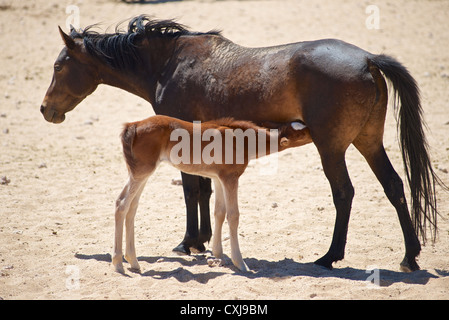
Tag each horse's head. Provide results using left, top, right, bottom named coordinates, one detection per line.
left=40, top=27, right=99, bottom=124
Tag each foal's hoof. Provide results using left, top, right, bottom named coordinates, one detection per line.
left=233, top=260, right=250, bottom=273
left=400, top=256, right=420, bottom=272
left=190, top=243, right=206, bottom=254
left=114, top=264, right=126, bottom=274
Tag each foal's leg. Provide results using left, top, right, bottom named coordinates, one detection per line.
left=221, top=176, right=249, bottom=272
left=113, top=175, right=149, bottom=273
left=314, top=150, right=355, bottom=270
left=354, top=142, right=421, bottom=271
left=124, top=177, right=149, bottom=272
left=211, top=178, right=226, bottom=258
left=113, top=183, right=129, bottom=273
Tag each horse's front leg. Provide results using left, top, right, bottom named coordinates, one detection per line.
left=173, top=172, right=201, bottom=255
left=198, top=176, right=213, bottom=245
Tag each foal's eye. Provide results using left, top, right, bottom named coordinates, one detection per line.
left=54, top=64, right=62, bottom=72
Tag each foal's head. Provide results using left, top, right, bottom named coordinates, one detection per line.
left=40, top=27, right=100, bottom=123
left=279, top=121, right=312, bottom=149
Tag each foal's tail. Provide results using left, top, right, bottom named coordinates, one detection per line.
left=369, top=54, right=447, bottom=243
left=121, top=123, right=138, bottom=172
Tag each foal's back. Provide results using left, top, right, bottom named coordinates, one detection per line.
left=121, top=115, right=260, bottom=178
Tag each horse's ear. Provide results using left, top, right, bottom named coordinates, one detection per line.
left=280, top=137, right=290, bottom=147
left=58, top=26, right=75, bottom=50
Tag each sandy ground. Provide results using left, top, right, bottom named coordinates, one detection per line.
left=0, top=0, right=448, bottom=300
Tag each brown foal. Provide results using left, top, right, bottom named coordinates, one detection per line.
left=112, top=115, right=311, bottom=273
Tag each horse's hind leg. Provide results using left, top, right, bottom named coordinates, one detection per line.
left=314, top=149, right=355, bottom=269
left=353, top=139, right=421, bottom=272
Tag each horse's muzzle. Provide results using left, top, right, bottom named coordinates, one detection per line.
left=40, top=105, right=65, bottom=124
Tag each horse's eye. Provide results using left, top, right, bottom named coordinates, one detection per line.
left=54, top=64, right=62, bottom=72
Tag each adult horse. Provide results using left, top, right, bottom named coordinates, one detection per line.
left=40, top=15, right=444, bottom=271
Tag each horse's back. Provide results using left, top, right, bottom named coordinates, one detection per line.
left=163, top=36, right=380, bottom=134
left=286, top=39, right=383, bottom=150
left=292, top=39, right=374, bottom=81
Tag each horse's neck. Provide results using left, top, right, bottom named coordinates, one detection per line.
left=97, top=35, right=234, bottom=108
left=98, top=66, right=153, bottom=103
left=96, top=38, right=175, bottom=105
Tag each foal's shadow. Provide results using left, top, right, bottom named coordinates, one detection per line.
left=138, top=255, right=227, bottom=283
left=75, top=252, right=447, bottom=286
left=74, top=252, right=227, bottom=283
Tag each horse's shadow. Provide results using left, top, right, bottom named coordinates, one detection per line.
left=244, top=257, right=448, bottom=287
left=121, top=0, right=184, bottom=4
left=75, top=252, right=448, bottom=286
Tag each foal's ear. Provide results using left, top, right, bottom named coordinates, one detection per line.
left=291, top=121, right=306, bottom=131
left=280, top=137, right=290, bottom=147
left=58, top=26, right=76, bottom=50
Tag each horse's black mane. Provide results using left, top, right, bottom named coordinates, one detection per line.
left=70, top=15, right=221, bottom=70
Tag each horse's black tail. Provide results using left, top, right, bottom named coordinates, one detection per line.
left=369, top=54, right=447, bottom=243
left=121, top=123, right=137, bottom=173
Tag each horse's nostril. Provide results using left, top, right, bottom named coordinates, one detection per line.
left=40, top=105, right=45, bottom=114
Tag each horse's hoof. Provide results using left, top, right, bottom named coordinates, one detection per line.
left=173, top=240, right=207, bottom=255
left=314, top=256, right=334, bottom=270
left=400, top=257, right=420, bottom=272
left=173, top=243, right=191, bottom=256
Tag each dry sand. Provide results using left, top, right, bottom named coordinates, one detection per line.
left=0, top=0, right=448, bottom=300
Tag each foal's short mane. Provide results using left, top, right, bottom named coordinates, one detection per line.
left=209, top=118, right=300, bottom=137
left=70, top=15, right=221, bottom=70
